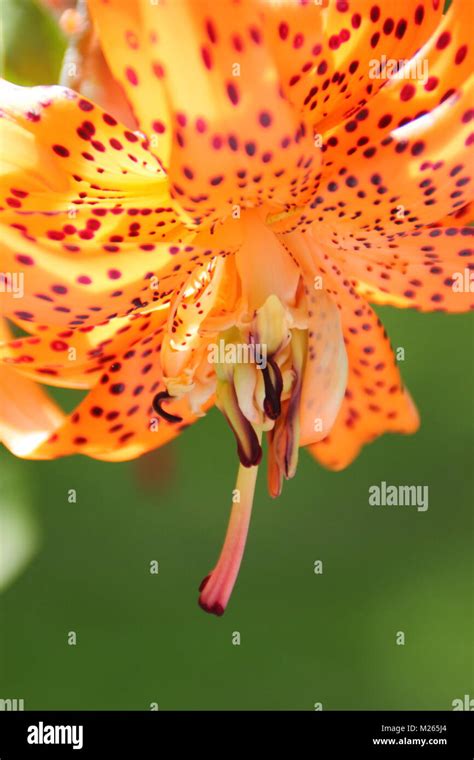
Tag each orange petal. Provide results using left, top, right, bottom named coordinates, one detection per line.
left=279, top=73, right=473, bottom=237
left=337, top=81, right=473, bottom=227
left=0, top=80, right=189, bottom=241
left=298, top=277, right=348, bottom=446
left=0, top=81, right=239, bottom=329
left=0, top=312, right=167, bottom=389
left=434, top=201, right=474, bottom=226
left=0, top=320, right=64, bottom=457
left=309, top=295, right=419, bottom=469
left=322, top=226, right=474, bottom=313
left=269, top=0, right=443, bottom=128
left=87, top=0, right=172, bottom=166
left=0, top=221, right=233, bottom=328
left=0, top=80, right=169, bottom=196
left=26, top=312, right=212, bottom=461
left=316, top=1, right=472, bottom=146
left=89, top=0, right=322, bottom=222
left=286, top=230, right=419, bottom=469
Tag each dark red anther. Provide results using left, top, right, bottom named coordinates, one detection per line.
left=262, top=357, right=283, bottom=420
left=152, top=391, right=183, bottom=423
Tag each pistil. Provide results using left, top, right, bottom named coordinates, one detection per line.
left=199, top=434, right=262, bottom=616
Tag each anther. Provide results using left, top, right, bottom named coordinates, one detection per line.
left=262, top=357, right=283, bottom=420
left=152, top=391, right=183, bottom=423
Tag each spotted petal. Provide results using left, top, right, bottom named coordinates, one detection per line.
left=0, top=320, right=64, bottom=457
left=269, top=0, right=444, bottom=128
left=274, top=71, right=474, bottom=236
left=323, top=226, right=474, bottom=313
left=298, top=275, right=348, bottom=446
left=16, top=312, right=209, bottom=461
left=323, top=0, right=474, bottom=146
left=286, top=228, right=419, bottom=468
left=0, top=313, right=164, bottom=389
left=89, top=0, right=322, bottom=222
left=311, top=270, right=419, bottom=470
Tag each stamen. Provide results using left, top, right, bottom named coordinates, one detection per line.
left=199, top=440, right=261, bottom=616
left=217, top=381, right=262, bottom=467
left=262, top=357, right=283, bottom=420
left=152, top=391, right=183, bottom=423
left=267, top=330, right=307, bottom=495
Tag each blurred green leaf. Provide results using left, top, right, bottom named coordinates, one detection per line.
left=0, top=453, right=40, bottom=592
left=1, top=0, right=66, bottom=86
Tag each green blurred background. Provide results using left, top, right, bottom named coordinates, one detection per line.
left=0, top=0, right=472, bottom=711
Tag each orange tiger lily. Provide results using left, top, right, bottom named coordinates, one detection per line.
left=0, top=0, right=472, bottom=615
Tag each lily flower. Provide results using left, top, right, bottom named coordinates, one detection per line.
left=0, top=0, right=472, bottom=615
